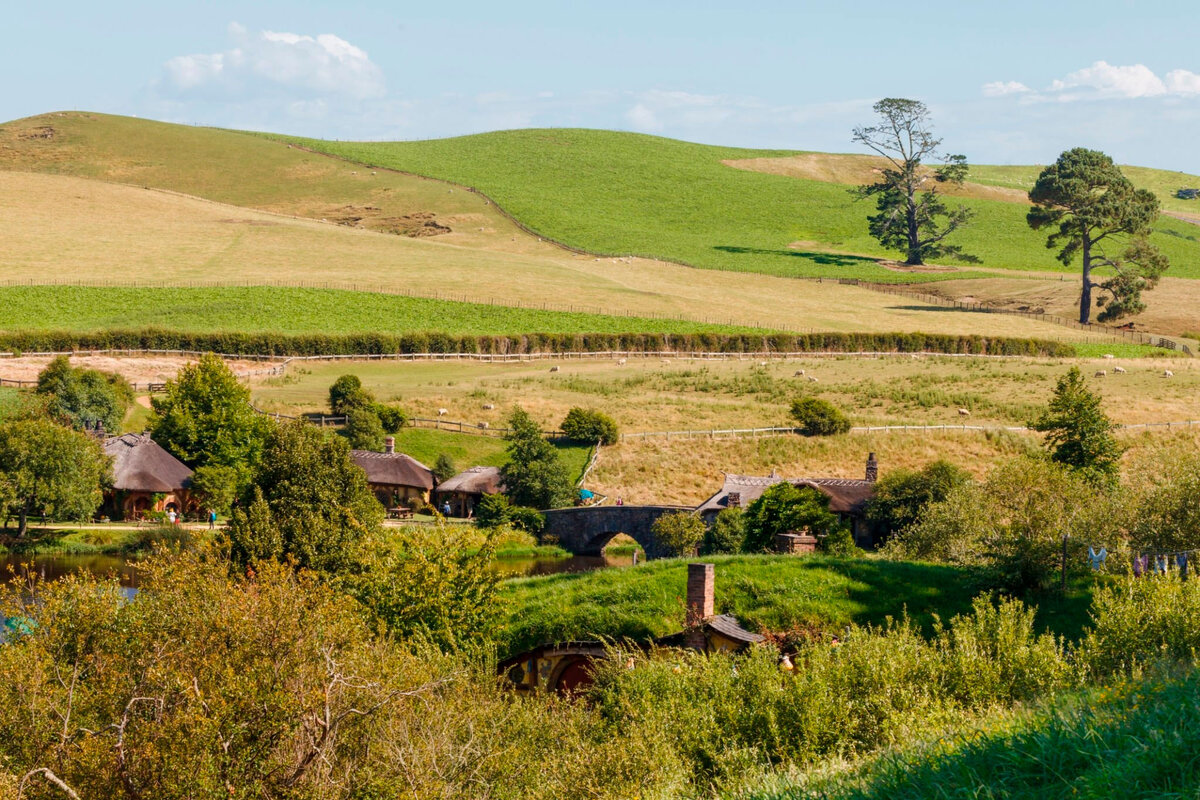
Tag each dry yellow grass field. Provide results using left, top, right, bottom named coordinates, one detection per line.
left=248, top=353, right=1199, bottom=433
left=0, top=170, right=1113, bottom=341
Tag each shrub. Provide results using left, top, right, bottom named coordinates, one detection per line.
left=742, top=482, right=839, bottom=553
left=790, top=397, right=851, bottom=436
left=702, top=508, right=746, bottom=554
left=866, top=460, right=972, bottom=538
left=508, top=506, right=546, bottom=536
left=818, top=527, right=862, bottom=558
left=1078, top=574, right=1200, bottom=677
left=561, top=407, right=620, bottom=445
left=651, top=511, right=706, bottom=556
left=475, top=493, right=513, bottom=528
left=344, top=407, right=386, bottom=451
left=373, top=403, right=408, bottom=433
left=329, top=374, right=373, bottom=415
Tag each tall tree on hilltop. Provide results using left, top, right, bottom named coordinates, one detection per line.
left=852, top=98, right=978, bottom=266
left=1027, top=148, right=1167, bottom=324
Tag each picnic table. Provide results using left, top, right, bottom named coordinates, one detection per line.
left=388, top=507, right=414, bottom=520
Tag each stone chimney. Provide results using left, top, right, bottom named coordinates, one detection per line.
left=685, top=563, right=715, bottom=650
left=384, top=436, right=395, bottom=454
left=865, top=452, right=878, bottom=483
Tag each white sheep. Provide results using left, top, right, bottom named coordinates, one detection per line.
left=1113, top=366, right=1127, bottom=374
left=482, top=403, right=495, bottom=410
left=617, top=358, right=627, bottom=366
left=794, top=369, right=806, bottom=377
left=759, top=361, right=768, bottom=367
left=437, top=408, right=449, bottom=416
left=1103, top=353, right=1115, bottom=359
left=478, top=422, right=489, bottom=429
left=958, top=408, right=971, bottom=416
left=1164, top=370, right=1175, bottom=378
left=1094, top=370, right=1107, bottom=377
left=808, top=376, right=819, bottom=383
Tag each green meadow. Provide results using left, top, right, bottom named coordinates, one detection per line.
left=269, top=128, right=1200, bottom=280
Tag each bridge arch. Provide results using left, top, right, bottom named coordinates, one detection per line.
left=541, top=505, right=695, bottom=560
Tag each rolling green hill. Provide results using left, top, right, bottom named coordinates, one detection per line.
left=265, top=128, right=1200, bottom=280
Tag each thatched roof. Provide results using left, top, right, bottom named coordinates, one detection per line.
left=350, top=450, right=434, bottom=490
left=434, top=466, right=504, bottom=496
left=103, top=434, right=193, bottom=494
left=696, top=473, right=875, bottom=516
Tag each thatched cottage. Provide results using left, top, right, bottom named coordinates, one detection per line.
left=102, top=433, right=194, bottom=520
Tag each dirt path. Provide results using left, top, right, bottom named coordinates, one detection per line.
left=0, top=355, right=284, bottom=384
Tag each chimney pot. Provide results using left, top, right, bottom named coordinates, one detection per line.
left=384, top=436, right=395, bottom=454
left=686, top=563, right=715, bottom=650
left=865, top=452, right=878, bottom=483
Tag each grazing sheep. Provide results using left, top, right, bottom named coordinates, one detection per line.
left=1103, top=353, right=1115, bottom=359
left=1113, top=366, right=1127, bottom=374
left=549, top=366, right=560, bottom=373
left=482, top=403, right=495, bottom=410
left=478, top=422, right=489, bottom=429
left=808, top=376, right=819, bottom=383
left=759, top=361, right=768, bottom=367
left=1095, top=370, right=1107, bottom=377
left=437, top=408, right=449, bottom=417
left=617, top=358, right=627, bottom=366
left=794, top=369, right=806, bottom=377
left=1164, top=370, right=1175, bottom=378
left=958, top=408, right=971, bottom=416
left=661, top=359, right=671, bottom=365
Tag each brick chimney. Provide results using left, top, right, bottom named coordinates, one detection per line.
left=384, top=436, right=395, bottom=454
left=865, top=452, right=878, bottom=483
left=686, top=563, right=715, bottom=650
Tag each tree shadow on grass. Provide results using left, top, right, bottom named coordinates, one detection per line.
left=714, top=245, right=879, bottom=268
left=889, top=304, right=987, bottom=313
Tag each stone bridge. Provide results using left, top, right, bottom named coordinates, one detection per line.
left=542, top=505, right=695, bottom=559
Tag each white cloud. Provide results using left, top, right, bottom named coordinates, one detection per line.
left=1049, top=61, right=1165, bottom=98
left=985, top=61, right=1200, bottom=103
left=982, top=80, right=1031, bottom=97
left=1165, top=69, right=1200, bottom=95
left=161, top=22, right=384, bottom=101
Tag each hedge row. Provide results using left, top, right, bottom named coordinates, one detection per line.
left=0, top=328, right=1076, bottom=358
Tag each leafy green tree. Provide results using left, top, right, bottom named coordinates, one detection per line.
left=373, top=403, right=407, bottom=433
left=500, top=407, right=574, bottom=509
left=35, top=355, right=133, bottom=432
left=1032, top=367, right=1123, bottom=486
left=345, top=526, right=501, bottom=650
left=790, top=397, right=851, bottom=436
left=652, top=511, right=706, bottom=557
left=561, top=407, right=620, bottom=445
left=867, top=460, right=973, bottom=536
left=852, top=98, right=978, bottom=266
left=225, top=421, right=383, bottom=575
left=0, top=418, right=109, bottom=536
left=1130, top=450, right=1200, bottom=552
left=475, top=492, right=513, bottom=528
left=189, top=464, right=239, bottom=515
left=743, top=482, right=840, bottom=553
left=702, top=508, right=746, bottom=555
left=1027, top=148, right=1167, bottom=324
left=344, top=407, right=386, bottom=451
left=432, top=453, right=457, bottom=483
left=329, top=374, right=374, bottom=415
left=150, top=353, right=271, bottom=480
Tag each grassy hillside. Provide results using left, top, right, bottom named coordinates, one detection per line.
left=0, top=169, right=1108, bottom=340
left=0, top=285, right=763, bottom=337
left=496, top=555, right=1093, bottom=659
left=268, top=128, right=1200, bottom=280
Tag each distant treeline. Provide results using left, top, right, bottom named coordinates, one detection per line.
left=0, top=328, right=1076, bottom=357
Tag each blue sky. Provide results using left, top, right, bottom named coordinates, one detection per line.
left=5, top=0, right=1199, bottom=171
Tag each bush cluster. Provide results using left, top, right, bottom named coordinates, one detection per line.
left=560, top=407, right=620, bottom=445
left=0, top=328, right=1076, bottom=357
left=789, top=396, right=851, bottom=436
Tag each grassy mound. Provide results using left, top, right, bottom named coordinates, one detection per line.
left=268, top=128, right=1200, bottom=280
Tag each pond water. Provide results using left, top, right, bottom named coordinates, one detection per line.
left=0, top=550, right=631, bottom=591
